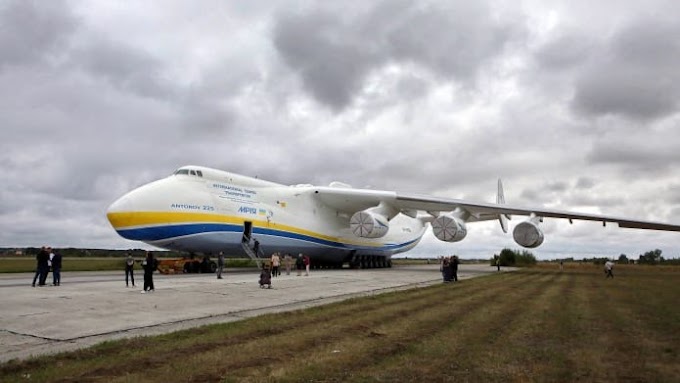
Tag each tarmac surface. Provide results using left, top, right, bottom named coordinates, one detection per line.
left=0, top=263, right=507, bottom=363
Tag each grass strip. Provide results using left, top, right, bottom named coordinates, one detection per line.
left=1, top=267, right=678, bottom=382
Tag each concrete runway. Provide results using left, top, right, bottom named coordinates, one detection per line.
left=0, top=264, right=506, bottom=362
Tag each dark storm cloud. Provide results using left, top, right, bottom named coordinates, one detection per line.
left=571, top=18, right=680, bottom=121
left=575, top=177, right=595, bottom=189
left=546, top=181, right=568, bottom=192
left=273, top=1, right=525, bottom=110
left=585, top=133, right=679, bottom=174
left=534, top=32, right=593, bottom=72
left=0, top=0, right=77, bottom=69
left=72, top=38, right=174, bottom=100
left=376, top=1, right=521, bottom=80
left=273, top=10, right=379, bottom=111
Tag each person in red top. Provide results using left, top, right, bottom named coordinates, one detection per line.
left=303, top=254, right=310, bottom=276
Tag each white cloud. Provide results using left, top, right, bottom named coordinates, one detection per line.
left=1, top=0, right=679, bottom=260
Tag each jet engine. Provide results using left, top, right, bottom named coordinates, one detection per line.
left=513, top=218, right=545, bottom=248
left=350, top=211, right=390, bottom=238
left=431, top=213, right=468, bottom=242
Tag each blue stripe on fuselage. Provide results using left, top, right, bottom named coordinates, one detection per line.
left=116, top=223, right=418, bottom=252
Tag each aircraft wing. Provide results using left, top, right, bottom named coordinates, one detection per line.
left=313, top=187, right=680, bottom=232
left=396, top=192, right=680, bottom=231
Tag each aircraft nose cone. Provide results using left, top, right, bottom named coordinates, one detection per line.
left=107, top=194, right=130, bottom=214
left=106, top=177, right=174, bottom=240
left=107, top=194, right=134, bottom=232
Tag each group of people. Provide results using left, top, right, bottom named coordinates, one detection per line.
left=32, top=246, right=62, bottom=287
left=258, top=252, right=310, bottom=288
left=123, top=251, right=158, bottom=293
left=267, top=252, right=310, bottom=277
left=440, top=255, right=460, bottom=283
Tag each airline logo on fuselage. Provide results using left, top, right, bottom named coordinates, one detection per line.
left=238, top=206, right=257, bottom=214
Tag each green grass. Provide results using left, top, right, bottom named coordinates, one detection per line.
left=1, top=265, right=678, bottom=382
left=0, top=257, right=128, bottom=273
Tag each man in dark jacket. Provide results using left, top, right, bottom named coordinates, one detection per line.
left=295, top=253, right=304, bottom=276
left=37, top=247, right=50, bottom=286
left=51, top=251, right=62, bottom=286
left=142, top=251, right=155, bottom=293
left=450, top=255, right=459, bottom=282
left=32, top=246, right=48, bottom=287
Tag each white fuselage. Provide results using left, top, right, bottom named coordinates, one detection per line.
left=107, top=167, right=427, bottom=264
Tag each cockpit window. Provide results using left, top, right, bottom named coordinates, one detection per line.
left=174, top=168, right=204, bottom=177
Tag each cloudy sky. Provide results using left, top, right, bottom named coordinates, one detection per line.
left=2, top=0, right=679, bottom=260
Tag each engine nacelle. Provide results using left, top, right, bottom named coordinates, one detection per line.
left=513, top=220, right=545, bottom=248
left=350, top=211, right=390, bottom=238
left=431, top=214, right=468, bottom=242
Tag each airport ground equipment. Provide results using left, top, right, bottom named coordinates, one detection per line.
left=156, top=256, right=217, bottom=274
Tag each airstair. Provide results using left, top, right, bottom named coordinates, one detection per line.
left=241, top=239, right=264, bottom=269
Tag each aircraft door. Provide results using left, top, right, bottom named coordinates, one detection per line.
left=242, top=221, right=253, bottom=243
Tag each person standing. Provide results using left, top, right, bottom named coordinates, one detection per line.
left=51, top=250, right=62, bottom=286
left=442, top=257, right=451, bottom=282
left=141, top=251, right=155, bottom=293
left=284, top=253, right=292, bottom=275
left=42, top=247, right=54, bottom=285
left=303, top=254, right=310, bottom=276
left=450, top=255, right=459, bottom=282
left=216, top=251, right=225, bottom=279
left=125, top=252, right=135, bottom=287
left=253, top=239, right=260, bottom=257
left=271, top=252, right=281, bottom=277
left=604, top=261, right=614, bottom=278
left=32, top=246, right=48, bottom=287
left=296, top=254, right=304, bottom=276
left=39, top=247, right=51, bottom=286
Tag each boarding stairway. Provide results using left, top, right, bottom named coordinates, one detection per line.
left=241, top=239, right=265, bottom=269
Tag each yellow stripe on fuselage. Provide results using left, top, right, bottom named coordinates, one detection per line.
left=107, top=211, right=242, bottom=228
left=107, top=211, right=387, bottom=248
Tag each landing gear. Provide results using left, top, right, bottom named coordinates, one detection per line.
left=354, top=255, right=390, bottom=269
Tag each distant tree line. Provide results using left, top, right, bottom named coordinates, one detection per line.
left=490, top=248, right=537, bottom=267
left=1, top=248, right=183, bottom=258
left=560, top=249, right=680, bottom=266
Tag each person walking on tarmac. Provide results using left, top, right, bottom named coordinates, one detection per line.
left=141, top=251, right=156, bottom=293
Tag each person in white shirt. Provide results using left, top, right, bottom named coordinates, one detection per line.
left=604, top=261, right=614, bottom=278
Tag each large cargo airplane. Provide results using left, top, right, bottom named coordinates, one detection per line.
left=107, top=165, right=680, bottom=268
